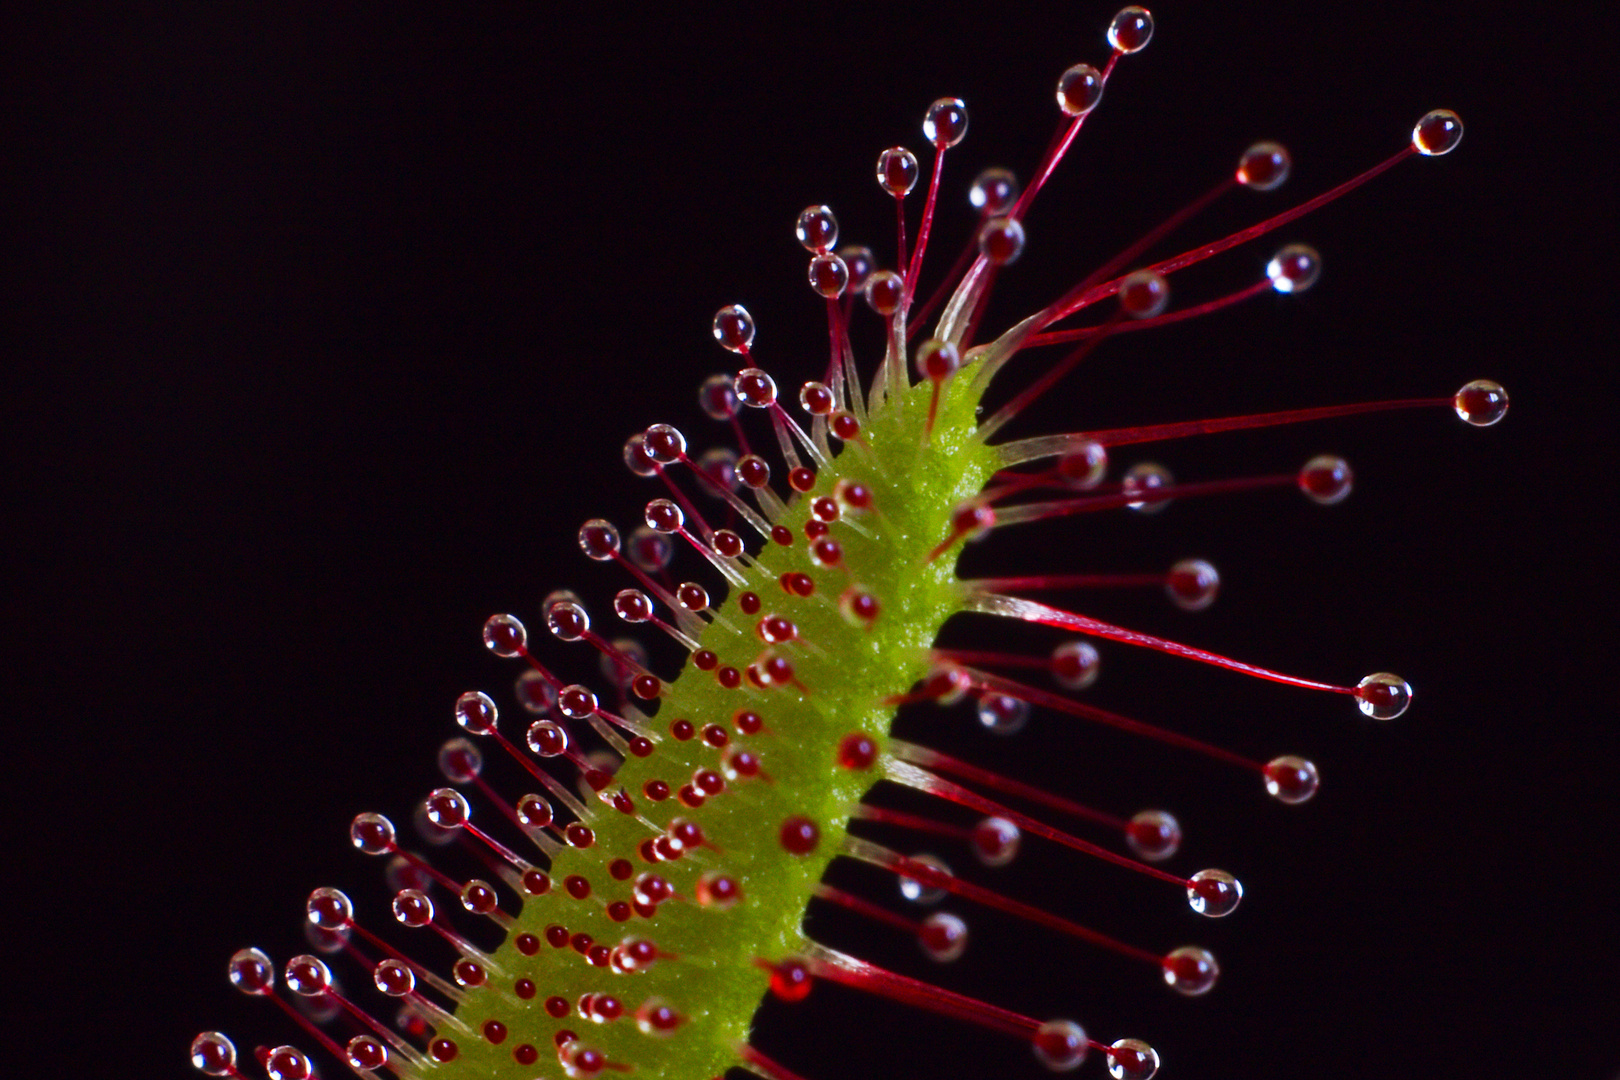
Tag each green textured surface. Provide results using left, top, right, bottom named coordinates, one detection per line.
left=437, top=367, right=1000, bottom=1077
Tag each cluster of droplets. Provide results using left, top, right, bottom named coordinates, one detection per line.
left=193, top=8, right=1506, bottom=1080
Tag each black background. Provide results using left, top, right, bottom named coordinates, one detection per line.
left=10, top=3, right=1614, bottom=1079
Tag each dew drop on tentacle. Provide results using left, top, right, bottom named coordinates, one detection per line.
left=1454, top=379, right=1508, bottom=426
left=922, top=97, right=969, bottom=149
left=1161, top=945, right=1220, bottom=996
left=970, top=167, right=1019, bottom=215
left=1187, top=869, right=1243, bottom=917
left=1266, top=243, right=1320, bottom=293
left=1122, top=462, right=1173, bottom=512
left=1051, top=640, right=1101, bottom=690
left=482, top=613, right=527, bottom=658
left=1118, top=269, right=1169, bottom=318
left=227, top=947, right=274, bottom=994
left=712, top=303, right=755, bottom=353
left=1355, top=672, right=1413, bottom=719
left=1056, top=63, right=1104, bottom=117
left=190, top=1032, right=237, bottom=1076
left=579, top=518, right=622, bottom=563
left=1032, top=1019, right=1088, bottom=1072
left=877, top=147, right=919, bottom=198
left=977, top=692, right=1029, bottom=735
left=1263, top=755, right=1321, bottom=804
left=796, top=204, right=838, bottom=253
left=1107, top=1038, right=1161, bottom=1080
left=1412, top=108, right=1464, bottom=156
left=1165, top=558, right=1220, bottom=611
left=971, top=816, right=1021, bottom=867
left=1298, top=454, right=1352, bottom=503
left=979, top=216, right=1026, bottom=265
left=1107, top=6, right=1154, bottom=53
left=1237, top=141, right=1291, bottom=191
left=864, top=269, right=904, bottom=315
left=917, top=911, right=969, bottom=962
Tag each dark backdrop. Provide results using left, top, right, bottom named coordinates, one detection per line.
left=10, top=4, right=1613, bottom=1078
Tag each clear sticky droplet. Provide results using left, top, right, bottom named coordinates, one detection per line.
left=1298, top=454, right=1352, bottom=504
left=1118, top=270, right=1168, bottom=318
left=808, top=252, right=849, bottom=298
left=970, top=167, right=1019, bottom=214
left=1187, top=869, right=1243, bottom=917
left=1057, top=440, right=1107, bottom=489
left=517, top=794, right=553, bottom=830
left=1126, top=809, right=1182, bottom=862
left=698, top=373, right=739, bottom=420
left=482, top=613, right=527, bottom=658
left=864, top=269, right=904, bottom=316
left=978, top=216, right=1026, bottom=265
left=546, top=599, right=591, bottom=640
left=898, top=854, right=951, bottom=904
left=374, top=958, right=415, bottom=996
left=614, top=589, right=654, bottom=624
left=622, top=433, right=659, bottom=477
left=1161, top=946, right=1219, bottom=995
left=971, top=816, right=1021, bottom=867
left=438, top=737, right=482, bottom=783
left=1051, top=640, right=1100, bottom=691
left=1056, top=64, right=1103, bottom=117
left=838, top=244, right=876, bottom=290
left=306, top=887, right=352, bottom=930
left=264, top=1047, right=312, bottom=1080
left=976, top=693, right=1029, bottom=735
left=1166, top=558, right=1220, bottom=611
left=795, top=205, right=838, bottom=253
left=1412, top=109, right=1463, bottom=156
left=454, top=690, right=498, bottom=735
left=1033, top=1018, right=1088, bottom=1072
left=1264, top=755, right=1320, bottom=803
left=1123, top=462, right=1173, bottom=512
left=1356, top=672, right=1412, bottom=719
left=915, top=338, right=961, bottom=382
left=1267, top=243, right=1320, bottom=293
left=1107, top=1038, right=1160, bottom=1080
left=346, top=1036, right=388, bottom=1072
left=1108, top=7, right=1154, bottom=53
left=283, top=954, right=331, bottom=996
left=1237, top=141, right=1291, bottom=190
left=190, top=1032, right=237, bottom=1075
left=423, top=788, right=469, bottom=829
left=735, top=368, right=778, bottom=407
left=527, top=720, right=569, bottom=757
left=349, top=812, right=395, bottom=855
left=877, top=147, right=919, bottom=197
left=712, top=304, right=755, bottom=352
left=1453, top=379, right=1508, bottom=426
left=227, top=947, right=274, bottom=994
left=918, top=912, right=968, bottom=962
left=643, top=423, right=686, bottom=463
left=923, top=97, right=968, bottom=149
left=392, top=889, right=434, bottom=927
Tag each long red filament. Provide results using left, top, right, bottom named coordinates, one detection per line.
left=902, top=145, right=948, bottom=315
left=888, top=739, right=1127, bottom=831
left=965, top=592, right=1353, bottom=696
left=1042, top=145, right=1417, bottom=327
left=848, top=837, right=1164, bottom=966
left=884, top=759, right=1190, bottom=888
left=806, top=945, right=1039, bottom=1041
left=1025, top=276, right=1268, bottom=348
left=962, top=666, right=1264, bottom=774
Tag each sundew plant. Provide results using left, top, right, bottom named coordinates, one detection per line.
left=187, top=9, right=1504, bottom=1080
